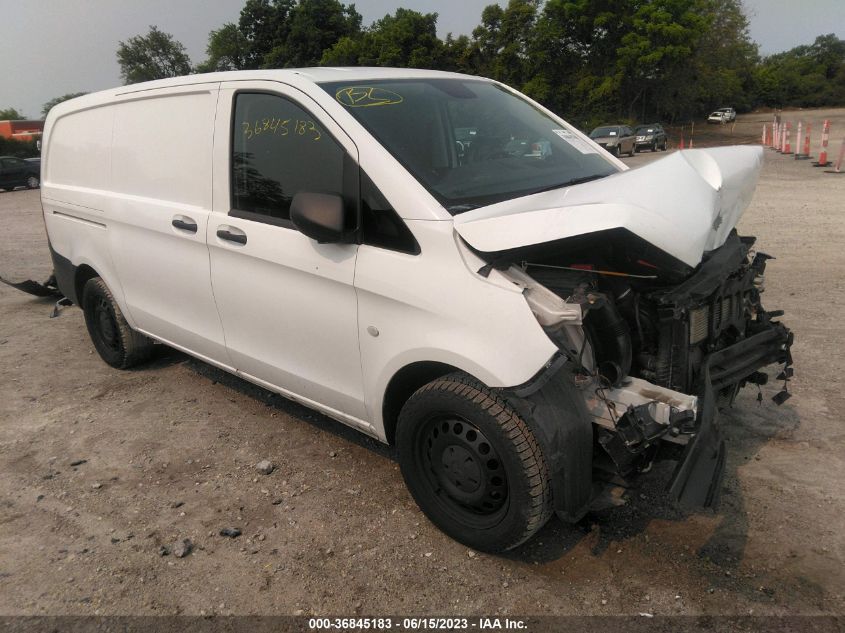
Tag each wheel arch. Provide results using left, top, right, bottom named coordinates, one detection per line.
left=74, top=264, right=99, bottom=305
left=381, top=360, right=464, bottom=445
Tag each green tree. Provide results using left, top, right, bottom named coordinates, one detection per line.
left=116, top=26, right=193, bottom=84
left=489, top=0, right=540, bottom=87
left=232, top=0, right=360, bottom=68
left=525, top=0, right=638, bottom=126
left=0, top=107, right=26, bottom=120
left=614, top=0, right=706, bottom=121
left=265, top=0, right=361, bottom=67
left=442, top=34, right=477, bottom=74
left=197, top=23, right=249, bottom=72
left=688, top=0, right=758, bottom=114
left=752, top=34, right=845, bottom=107
left=237, top=0, right=296, bottom=69
left=322, top=8, right=442, bottom=68
left=41, top=93, right=88, bottom=118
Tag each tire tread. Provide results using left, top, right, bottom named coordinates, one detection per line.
left=399, top=372, right=553, bottom=551
left=82, top=278, right=153, bottom=369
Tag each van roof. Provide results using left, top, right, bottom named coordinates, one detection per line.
left=126, top=67, right=476, bottom=90
left=45, top=68, right=484, bottom=120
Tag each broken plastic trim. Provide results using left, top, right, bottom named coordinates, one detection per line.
left=666, top=318, right=793, bottom=508
left=0, top=273, right=63, bottom=298
left=666, top=360, right=726, bottom=508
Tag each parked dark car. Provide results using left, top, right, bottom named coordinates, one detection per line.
left=0, top=156, right=40, bottom=190
left=588, top=125, right=636, bottom=157
left=634, top=123, right=668, bottom=152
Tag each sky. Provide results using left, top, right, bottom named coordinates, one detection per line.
left=1, top=0, right=843, bottom=120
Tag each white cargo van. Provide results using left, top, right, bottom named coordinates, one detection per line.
left=41, top=68, right=792, bottom=552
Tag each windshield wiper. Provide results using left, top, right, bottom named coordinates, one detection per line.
left=527, top=173, right=610, bottom=195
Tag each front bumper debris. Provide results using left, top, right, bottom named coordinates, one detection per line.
left=666, top=320, right=793, bottom=507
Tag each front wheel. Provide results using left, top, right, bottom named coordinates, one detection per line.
left=26, top=175, right=39, bottom=189
left=82, top=277, right=154, bottom=369
left=397, top=373, right=553, bottom=552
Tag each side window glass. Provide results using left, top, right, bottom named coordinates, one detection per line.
left=231, top=92, right=344, bottom=224
left=361, top=172, right=420, bottom=255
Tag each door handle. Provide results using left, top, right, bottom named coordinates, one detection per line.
left=217, top=228, right=247, bottom=245
left=172, top=217, right=198, bottom=233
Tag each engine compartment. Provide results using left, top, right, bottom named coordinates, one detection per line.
left=517, top=230, right=786, bottom=400
left=488, top=228, right=794, bottom=493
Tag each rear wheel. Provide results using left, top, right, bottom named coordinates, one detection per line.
left=26, top=175, right=40, bottom=189
left=397, top=373, right=553, bottom=552
left=82, top=277, right=153, bottom=369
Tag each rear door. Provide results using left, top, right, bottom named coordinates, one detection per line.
left=208, top=81, right=368, bottom=426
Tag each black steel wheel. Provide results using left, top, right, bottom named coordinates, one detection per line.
left=82, top=277, right=153, bottom=369
left=397, top=373, right=553, bottom=552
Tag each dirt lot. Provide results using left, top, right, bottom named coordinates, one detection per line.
left=1, top=108, right=844, bottom=618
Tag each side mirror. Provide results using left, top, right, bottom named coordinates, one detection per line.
left=290, top=192, right=348, bottom=243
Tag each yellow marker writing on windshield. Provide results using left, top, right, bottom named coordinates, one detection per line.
left=335, top=87, right=403, bottom=108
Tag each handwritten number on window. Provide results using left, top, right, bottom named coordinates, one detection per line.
left=242, top=118, right=320, bottom=141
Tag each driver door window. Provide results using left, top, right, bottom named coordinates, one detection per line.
left=231, top=92, right=345, bottom=226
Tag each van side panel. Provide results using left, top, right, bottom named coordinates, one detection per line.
left=111, top=89, right=213, bottom=208
left=106, top=85, right=229, bottom=363
left=44, top=106, right=113, bottom=206
left=355, top=220, right=559, bottom=439
left=42, top=105, right=126, bottom=312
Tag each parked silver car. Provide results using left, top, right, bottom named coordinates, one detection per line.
left=588, top=125, right=636, bottom=156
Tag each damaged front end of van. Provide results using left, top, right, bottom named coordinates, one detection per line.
left=456, top=146, right=794, bottom=515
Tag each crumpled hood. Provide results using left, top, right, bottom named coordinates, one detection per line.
left=453, top=146, right=764, bottom=268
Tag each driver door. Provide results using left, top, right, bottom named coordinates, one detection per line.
left=208, top=82, right=369, bottom=428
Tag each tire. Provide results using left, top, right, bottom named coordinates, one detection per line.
left=82, top=277, right=153, bottom=369
left=651, top=141, right=657, bottom=152
left=661, top=140, right=668, bottom=151
left=612, top=145, right=620, bottom=157
left=26, top=175, right=39, bottom=189
left=396, top=373, right=553, bottom=553
left=628, top=145, right=635, bottom=157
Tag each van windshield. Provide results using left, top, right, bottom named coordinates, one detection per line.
left=320, top=79, right=617, bottom=214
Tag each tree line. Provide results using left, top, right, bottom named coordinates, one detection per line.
left=4, top=0, right=845, bottom=132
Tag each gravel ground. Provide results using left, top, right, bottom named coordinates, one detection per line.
left=0, top=108, right=843, bottom=617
